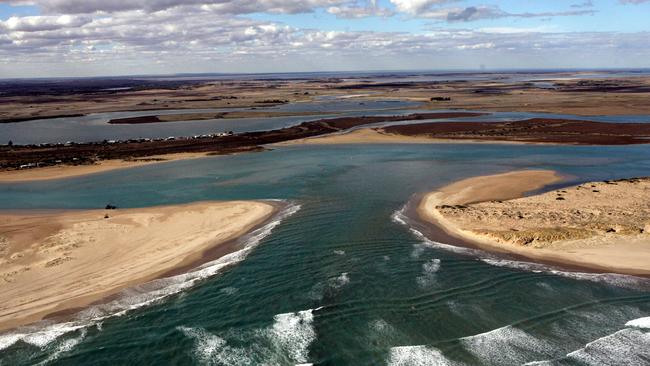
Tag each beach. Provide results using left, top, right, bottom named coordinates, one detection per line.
left=418, top=170, right=650, bottom=275
left=0, top=153, right=210, bottom=183
left=0, top=200, right=276, bottom=331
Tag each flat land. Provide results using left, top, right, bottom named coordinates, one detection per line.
left=108, top=111, right=327, bottom=124
left=283, top=118, right=650, bottom=146
left=4, top=74, right=650, bottom=123
left=0, top=200, right=276, bottom=331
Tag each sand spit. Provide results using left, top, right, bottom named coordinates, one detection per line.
left=0, top=201, right=276, bottom=331
left=278, top=128, right=536, bottom=146
left=0, top=153, right=210, bottom=183
left=281, top=117, right=650, bottom=146
left=418, top=171, right=650, bottom=275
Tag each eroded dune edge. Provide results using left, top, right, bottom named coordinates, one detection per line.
left=418, top=170, right=650, bottom=276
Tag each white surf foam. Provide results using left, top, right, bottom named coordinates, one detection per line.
left=388, top=345, right=457, bottom=366
left=392, top=206, right=482, bottom=257
left=460, top=325, right=555, bottom=365
left=416, top=258, right=441, bottom=288
left=178, top=307, right=318, bottom=365
left=36, top=329, right=87, bottom=365
left=329, top=272, right=350, bottom=289
left=481, top=258, right=650, bottom=289
left=390, top=206, right=409, bottom=226
left=391, top=207, right=650, bottom=289
left=0, top=322, right=87, bottom=351
left=179, top=326, right=251, bottom=365
left=0, top=201, right=301, bottom=353
left=526, top=326, right=650, bottom=366
left=625, top=316, right=650, bottom=329
left=271, top=309, right=317, bottom=364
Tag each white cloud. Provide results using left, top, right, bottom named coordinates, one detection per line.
left=327, top=4, right=393, bottom=18
left=389, top=0, right=451, bottom=15
left=1, top=15, right=91, bottom=32
left=0, top=1, right=645, bottom=77
left=9, top=0, right=350, bottom=14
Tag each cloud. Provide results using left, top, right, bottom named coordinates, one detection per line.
left=386, top=1, right=595, bottom=21
left=422, top=5, right=596, bottom=21
left=446, top=6, right=501, bottom=21
left=571, top=0, right=594, bottom=8
left=389, top=0, right=451, bottom=15
left=1, top=15, right=92, bottom=32
left=327, top=4, right=394, bottom=18
left=8, top=0, right=350, bottom=14
left=0, top=0, right=647, bottom=77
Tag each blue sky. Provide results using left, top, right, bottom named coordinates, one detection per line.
left=0, top=0, right=649, bottom=77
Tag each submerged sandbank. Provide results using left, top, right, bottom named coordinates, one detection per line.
left=418, top=170, right=650, bottom=275
left=0, top=200, right=276, bottom=331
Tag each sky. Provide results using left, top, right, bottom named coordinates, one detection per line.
left=0, top=0, right=649, bottom=77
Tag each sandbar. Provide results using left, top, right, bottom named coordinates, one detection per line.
left=277, top=128, right=534, bottom=146
left=0, top=200, right=276, bottom=331
left=0, top=152, right=210, bottom=183
left=418, top=171, right=650, bottom=275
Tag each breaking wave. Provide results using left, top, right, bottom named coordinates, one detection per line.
left=525, top=316, right=650, bottom=366
left=179, top=307, right=319, bottom=365
left=392, top=205, right=650, bottom=290
left=388, top=345, right=456, bottom=366
left=0, top=201, right=301, bottom=354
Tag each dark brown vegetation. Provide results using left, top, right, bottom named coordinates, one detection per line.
left=382, top=118, right=650, bottom=145
left=0, top=112, right=481, bottom=170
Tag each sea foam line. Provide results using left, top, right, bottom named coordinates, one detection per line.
left=0, top=201, right=301, bottom=353
left=391, top=205, right=650, bottom=290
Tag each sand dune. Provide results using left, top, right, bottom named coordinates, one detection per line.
left=419, top=170, right=650, bottom=275
left=0, top=201, right=276, bottom=331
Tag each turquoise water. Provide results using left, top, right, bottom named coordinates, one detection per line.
left=1, top=143, right=650, bottom=365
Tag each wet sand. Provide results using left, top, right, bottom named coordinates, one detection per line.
left=0, top=201, right=276, bottom=331
left=418, top=171, right=650, bottom=275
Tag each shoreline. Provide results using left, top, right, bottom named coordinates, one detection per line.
left=0, top=152, right=211, bottom=183
left=275, top=128, right=551, bottom=146
left=414, top=170, right=650, bottom=276
left=0, top=200, right=280, bottom=332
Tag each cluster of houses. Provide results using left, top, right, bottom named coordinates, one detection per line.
left=8, top=130, right=236, bottom=170
left=9, top=131, right=236, bottom=149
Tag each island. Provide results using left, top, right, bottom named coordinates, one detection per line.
left=417, top=170, right=650, bottom=275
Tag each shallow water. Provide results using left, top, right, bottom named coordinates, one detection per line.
left=1, top=143, right=650, bottom=365
left=0, top=99, right=420, bottom=145
left=3, top=96, right=650, bottom=145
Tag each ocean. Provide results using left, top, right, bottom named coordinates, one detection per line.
left=1, top=142, right=649, bottom=365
